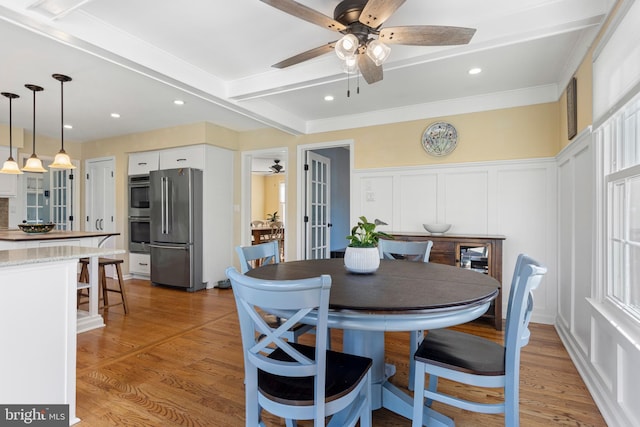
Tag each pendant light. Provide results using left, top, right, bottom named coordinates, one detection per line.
left=0, top=92, right=23, bottom=174
left=49, top=74, right=75, bottom=169
left=22, top=84, right=47, bottom=173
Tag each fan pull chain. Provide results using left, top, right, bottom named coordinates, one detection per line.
left=347, top=70, right=351, bottom=98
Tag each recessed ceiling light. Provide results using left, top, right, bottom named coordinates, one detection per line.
left=64, top=124, right=73, bottom=129
left=110, top=113, right=120, bottom=118
left=174, top=99, right=185, bottom=105
left=324, top=95, right=334, bottom=101
left=468, top=67, right=482, bottom=75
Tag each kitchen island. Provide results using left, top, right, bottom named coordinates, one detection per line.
left=0, top=230, right=121, bottom=332
left=0, top=245, right=124, bottom=426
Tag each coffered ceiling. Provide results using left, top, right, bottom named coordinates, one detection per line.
left=0, top=0, right=613, bottom=142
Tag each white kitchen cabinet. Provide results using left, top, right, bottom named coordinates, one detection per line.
left=128, top=151, right=159, bottom=175
left=129, top=252, right=150, bottom=277
left=0, top=147, right=18, bottom=197
left=0, top=173, right=17, bottom=197
left=159, top=145, right=205, bottom=170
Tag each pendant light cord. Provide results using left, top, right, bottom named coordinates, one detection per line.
left=31, top=88, right=36, bottom=155
left=60, top=78, right=64, bottom=151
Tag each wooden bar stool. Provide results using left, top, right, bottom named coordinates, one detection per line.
left=78, top=257, right=128, bottom=314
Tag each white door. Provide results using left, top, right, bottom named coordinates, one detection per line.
left=85, top=158, right=115, bottom=235
left=305, top=151, right=331, bottom=259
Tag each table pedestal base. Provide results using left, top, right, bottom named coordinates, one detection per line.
left=343, top=329, right=454, bottom=426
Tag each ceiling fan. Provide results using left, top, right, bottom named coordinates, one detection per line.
left=261, top=0, right=476, bottom=84
left=270, top=159, right=285, bottom=173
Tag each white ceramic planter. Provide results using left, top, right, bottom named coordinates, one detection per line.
left=344, top=246, right=380, bottom=274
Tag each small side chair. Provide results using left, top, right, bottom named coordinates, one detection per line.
left=411, top=253, right=547, bottom=427
left=226, top=267, right=372, bottom=427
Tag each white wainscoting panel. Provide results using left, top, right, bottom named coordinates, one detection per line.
left=443, top=171, right=489, bottom=234
left=397, top=173, right=437, bottom=230
left=352, top=157, right=557, bottom=324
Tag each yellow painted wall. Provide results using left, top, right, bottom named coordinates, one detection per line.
left=263, top=174, right=283, bottom=219
left=251, top=174, right=265, bottom=221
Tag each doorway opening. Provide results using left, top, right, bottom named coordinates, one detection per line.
left=297, top=140, right=353, bottom=260
left=241, top=148, right=288, bottom=259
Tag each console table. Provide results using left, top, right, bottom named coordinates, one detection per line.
left=388, top=232, right=506, bottom=330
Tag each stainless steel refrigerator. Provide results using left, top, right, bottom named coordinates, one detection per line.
left=149, top=167, right=204, bottom=291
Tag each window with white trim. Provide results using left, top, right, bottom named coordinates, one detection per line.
left=599, top=93, right=640, bottom=320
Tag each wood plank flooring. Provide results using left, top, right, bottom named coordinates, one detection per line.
left=76, top=278, right=606, bottom=426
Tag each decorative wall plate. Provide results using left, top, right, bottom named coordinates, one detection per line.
left=422, top=122, right=458, bottom=156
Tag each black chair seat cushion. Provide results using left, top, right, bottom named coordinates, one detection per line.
left=414, top=329, right=505, bottom=376
left=258, top=342, right=372, bottom=406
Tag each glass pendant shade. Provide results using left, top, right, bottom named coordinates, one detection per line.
left=0, top=92, right=23, bottom=174
left=50, top=150, right=74, bottom=168
left=0, top=158, right=22, bottom=174
left=49, top=74, right=75, bottom=169
left=22, top=84, right=46, bottom=174
left=335, top=34, right=359, bottom=60
left=366, top=39, right=391, bottom=66
left=23, top=154, right=47, bottom=173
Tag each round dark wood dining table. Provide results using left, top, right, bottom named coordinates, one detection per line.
left=246, top=258, right=500, bottom=426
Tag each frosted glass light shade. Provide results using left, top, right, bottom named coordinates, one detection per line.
left=335, top=34, right=359, bottom=60
left=49, top=150, right=76, bottom=169
left=342, top=55, right=358, bottom=73
left=22, top=154, right=47, bottom=173
left=366, top=39, right=391, bottom=66
left=0, top=157, right=23, bottom=174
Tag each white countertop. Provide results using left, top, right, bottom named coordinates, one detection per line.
left=0, top=246, right=125, bottom=268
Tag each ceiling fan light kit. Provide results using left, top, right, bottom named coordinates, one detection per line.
left=261, top=0, right=475, bottom=85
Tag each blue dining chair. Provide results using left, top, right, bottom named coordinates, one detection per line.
left=236, top=240, right=280, bottom=273
left=235, top=241, right=316, bottom=345
left=378, top=238, right=433, bottom=390
left=411, top=254, right=547, bottom=427
left=226, top=267, right=373, bottom=427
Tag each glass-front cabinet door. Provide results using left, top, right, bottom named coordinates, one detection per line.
left=23, top=169, right=73, bottom=230
left=25, top=174, right=45, bottom=223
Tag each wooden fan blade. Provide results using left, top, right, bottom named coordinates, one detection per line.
left=379, top=25, right=476, bottom=46
left=260, top=0, right=346, bottom=32
left=358, top=54, right=383, bottom=84
left=272, top=42, right=337, bottom=68
left=359, top=0, right=406, bottom=28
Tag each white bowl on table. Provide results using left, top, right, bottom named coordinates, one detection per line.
left=422, top=223, right=451, bottom=235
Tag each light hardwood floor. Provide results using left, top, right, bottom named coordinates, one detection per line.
left=76, top=278, right=606, bottom=426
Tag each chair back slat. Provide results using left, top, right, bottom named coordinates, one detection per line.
left=378, top=239, right=433, bottom=262
left=236, top=241, right=279, bottom=273
left=226, top=266, right=331, bottom=382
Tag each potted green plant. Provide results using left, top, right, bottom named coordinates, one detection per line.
left=344, top=216, right=391, bottom=273
left=266, top=211, right=279, bottom=223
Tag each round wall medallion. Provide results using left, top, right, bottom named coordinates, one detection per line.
left=421, top=122, right=458, bottom=156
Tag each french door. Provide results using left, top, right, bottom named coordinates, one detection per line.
left=305, top=151, right=331, bottom=259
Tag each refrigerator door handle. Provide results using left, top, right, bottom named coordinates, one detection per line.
left=149, top=243, right=190, bottom=250
left=161, top=176, right=169, bottom=234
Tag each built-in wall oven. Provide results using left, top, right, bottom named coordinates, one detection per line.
left=129, top=217, right=151, bottom=253
left=128, top=174, right=150, bottom=217
left=128, top=174, right=151, bottom=253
